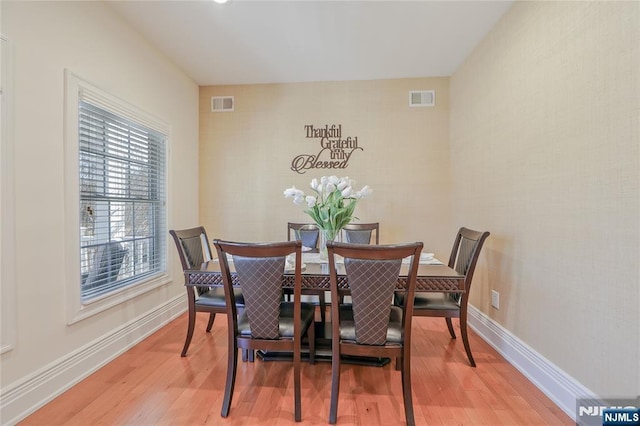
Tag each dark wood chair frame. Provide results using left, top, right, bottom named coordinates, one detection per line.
left=287, top=222, right=320, bottom=249
left=401, top=227, right=490, bottom=367
left=170, top=227, right=220, bottom=357
left=213, top=239, right=316, bottom=422
left=170, top=227, right=253, bottom=361
left=326, top=241, right=423, bottom=426
left=342, top=222, right=380, bottom=245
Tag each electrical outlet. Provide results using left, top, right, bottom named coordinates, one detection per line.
left=491, top=290, right=500, bottom=310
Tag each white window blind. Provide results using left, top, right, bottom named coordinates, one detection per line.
left=78, top=99, right=166, bottom=302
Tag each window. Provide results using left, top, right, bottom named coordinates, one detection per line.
left=78, top=100, right=167, bottom=301
left=65, top=71, right=170, bottom=323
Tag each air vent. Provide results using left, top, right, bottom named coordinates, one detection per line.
left=409, top=90, right=435, bottom=107
left=211, top=96, right=234, bottom=112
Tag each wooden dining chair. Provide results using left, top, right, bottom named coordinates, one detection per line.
left=287, top=222, right=320, bottom=250
left=213, top=239, right=316, bottom=422
left=169, top=227, right=246, bottom=357
left=342, top=222, right=379, bottom=244
left=326, top=240, right=423, bottom=426
left=396, top=227, right=490, bottom=367
left=287, top=222, right=328, bottom=323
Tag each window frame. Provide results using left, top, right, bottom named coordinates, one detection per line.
left=64, top=70, right=171, bottom=324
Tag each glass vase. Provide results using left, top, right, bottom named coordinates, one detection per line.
left=319, top=228, right=340, bottom=260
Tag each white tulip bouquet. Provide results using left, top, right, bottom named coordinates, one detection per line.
left=283, top=175, right=372, bottom=241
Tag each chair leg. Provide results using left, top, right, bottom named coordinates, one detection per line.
left=307, top=321, right=316, bottom=364
left=329, top=345, right=341, bottom=424
left=459, top=309, right=476, bottom=367
left=445, top=317, right=456, bottom=339
left=221, top=340, right=239, bottom=417
left=401, top=351, right=416, bottom=426
left=181, top=308, right=196, bottom=357
left=319, top=293, right=326, bottom=324
left=241, top=349, right=255, bottom=362
left=206, top=313, right=216, bottom=332
left=294, top=333, right=302, bottom=422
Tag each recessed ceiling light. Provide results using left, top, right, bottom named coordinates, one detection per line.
left=213, top=0, right=229, bottom=4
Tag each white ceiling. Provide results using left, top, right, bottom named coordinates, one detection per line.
left=107, top=0, right=513, bottom=86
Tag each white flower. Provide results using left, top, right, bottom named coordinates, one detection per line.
left=283, top=186, right=302, bottom=198
left=284, top=176, right=372, bottom=237
left=354, top=185, right=372, bottom=199
left=325, top=182, right=336, bottom=193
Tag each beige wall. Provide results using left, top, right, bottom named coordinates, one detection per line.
left=200, top=78, right=454, bottom=255
left=0, top=0, right=198, bottom=410
left=451, top=1, right=639, bottom=397
left=3, top=0, right=637, bottom=420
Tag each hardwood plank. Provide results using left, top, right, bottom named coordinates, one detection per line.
left=20, top=314, right=574, bottom=425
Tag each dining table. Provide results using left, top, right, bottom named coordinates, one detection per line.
left=186, top=251, right=464, bottom=292
left=183, top=251, right=465, bottom=364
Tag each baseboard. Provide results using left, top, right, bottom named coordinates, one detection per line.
left=0, top=295, right=186, bottom=426
left=467, top=304, right=597, bottom=421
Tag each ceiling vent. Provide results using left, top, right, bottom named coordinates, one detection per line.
left=211, top=96, right=234, bottom=112
left=409, top=90, right=435, bottom=107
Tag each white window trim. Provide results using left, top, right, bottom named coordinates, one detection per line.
left=64, top=70, right=172, bottom=324
left=1, top=35, right=16, bottom=354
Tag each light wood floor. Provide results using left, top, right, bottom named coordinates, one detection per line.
left=21, top=312, right=572, bottom=425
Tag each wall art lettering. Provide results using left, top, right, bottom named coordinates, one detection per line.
left=290, top=124, right=363, bottom=174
